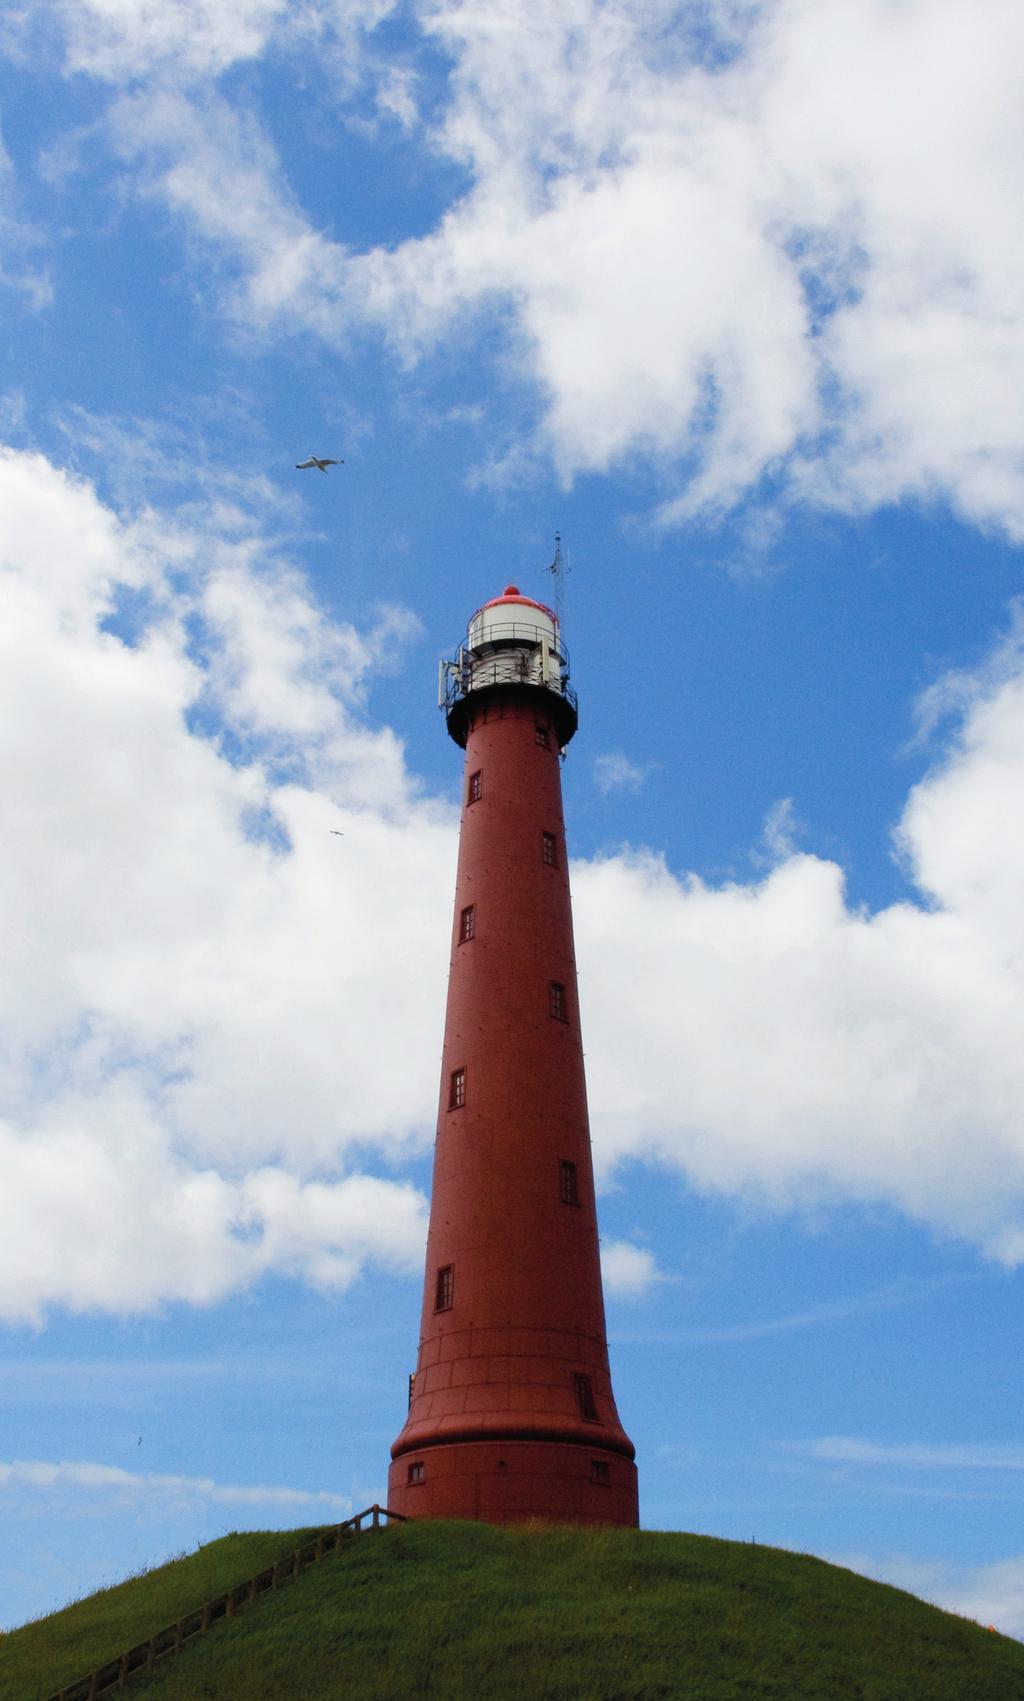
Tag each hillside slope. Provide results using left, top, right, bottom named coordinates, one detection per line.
left=5, top=1520, right=1023, bottom=1701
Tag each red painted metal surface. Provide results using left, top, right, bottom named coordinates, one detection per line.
left=477, top=584, right=559, bottom=623
left=388, top=674, right=638, bottom=1526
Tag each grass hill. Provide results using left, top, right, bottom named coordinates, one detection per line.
left=4, top=1519, right=1023, bottom=1701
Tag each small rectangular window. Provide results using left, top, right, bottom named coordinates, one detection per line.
left=435, top=1265, right=454, bottom=1311
left=573, top=1372, right=598, bottom=1421
left=590, top=1460, right=610, bottom=1485
left=449, top=1068, right=466, bottom=1110
left=459, top=904, right=475, bottom=944
left=408, top=1372, right=416, bottom=1409
left=408, top=1461, right=425, bottom=1485
left=535, top=726, right=550, bottom=748
left=542, top=831, right=557, bottom=867
left=468, top=770, right=482, bottom=804
left=549, top=981, right=567, bottom=1022
left=560, top=1160, right=579, bottom=1206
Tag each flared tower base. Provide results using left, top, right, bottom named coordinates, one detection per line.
left=388, top=1439, right=639, bottom=1527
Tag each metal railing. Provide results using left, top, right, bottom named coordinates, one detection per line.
left=46, top=1504, right=408, bottom=1701
left=465, top=618, right=566, bottom=653
left=440, top=624, right=577, bottom=721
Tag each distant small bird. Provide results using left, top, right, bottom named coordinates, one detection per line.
left=296, top=456, right=343, bottom=473
left=329, top=830, right=344, bottom=836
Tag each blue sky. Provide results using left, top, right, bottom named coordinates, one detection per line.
left=1, top=0, right=1023, bottom=1641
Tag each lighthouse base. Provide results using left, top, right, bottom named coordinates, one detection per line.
left=388, top=1439, right=638, bottom=1527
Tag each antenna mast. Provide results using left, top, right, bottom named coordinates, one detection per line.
left=546, top=532, right=570, bottom=627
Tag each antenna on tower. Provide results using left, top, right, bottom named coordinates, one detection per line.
left=546, top=532, right=570, bottom=627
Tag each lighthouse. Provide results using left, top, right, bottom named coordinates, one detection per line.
left=387, top=584, right=638, bottom=1526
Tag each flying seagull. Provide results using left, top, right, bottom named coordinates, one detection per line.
left=329, top=830, right=345, bottom=836
left=296, top=456, right=343, bottom=473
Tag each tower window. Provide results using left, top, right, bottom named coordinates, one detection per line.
left=449, top=1067, right=466, bottom=1109
left=559, top=1160, right=579, bottom=1206
left=459, top=904, right=476, bottom=943
left=407, top=1461, right=425, bottom=1485
left=573, top=1372, right=598, bottom=1421
left=408, top=1372, right=417, bottom=1409
left=435, top=1265, right=454, bottom=1311
left=590, top=1460, right=610, bottom=1486
left=535, top=725, right=550, bottom=748
left=542, top=831, right=557, bottom=867
left=549, top=981, right=567, bottom=1022
left=468, top=770, right=483, bottom=804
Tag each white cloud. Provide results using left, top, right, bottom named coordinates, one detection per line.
left=105, top=85, right=349, bottom=333
left=0, top=1457, right=350, bottom=1512
left=600, top=1239, right=660, bottom=1298
left=594, top=751, right=649, bottom=795
left=50, top=0, right=396, bottom=82
left=0, top=446, right=440, bottom=1321
left=56, top=0, right=285, bottom=78
left=26, top=0, right=1024, bottom=532
left=759, top=796, right=801, bottom=861
left=673, top=1278, right=962, bottom=1345
left=0, top=122, right=53, bottom=310
left=0, top=1111, right=430, bottom=1319
left=406, top=0, right=1024, bottom=530
left=806, top=1438, right=1024, bottom=1473
left=574, top=614, right=1024, bottom=1257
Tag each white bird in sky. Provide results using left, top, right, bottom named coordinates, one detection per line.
left=296, top=456, right=343, bottom=473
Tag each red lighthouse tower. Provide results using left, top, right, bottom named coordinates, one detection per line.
left=388, top=585, right=638, bottom=1526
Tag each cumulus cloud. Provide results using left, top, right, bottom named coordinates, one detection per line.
left=394, top=0, right=1024, bottom=531
left=18, top=0, right=1024, bottom=532
left=594, top=751, right=649, bottom=795
left=600, top=1239, right=660, bottom=1298
left=0, top=446, right=441, bottom=1321
left=574, top=609, right=1024, bottom=1260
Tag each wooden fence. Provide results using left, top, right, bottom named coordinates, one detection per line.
left=47, top=1503, right=408, bottom=1701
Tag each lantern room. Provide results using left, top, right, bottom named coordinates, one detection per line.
left=439, top=584, right=579, bottom=748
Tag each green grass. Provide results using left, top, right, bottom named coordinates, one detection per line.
left=4, top=1520, right=1023, bottom=1701
left=0, top=1526, right=319, bottom=1701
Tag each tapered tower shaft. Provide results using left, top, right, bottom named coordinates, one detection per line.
left=388, top=586, right=637, bottom=1525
